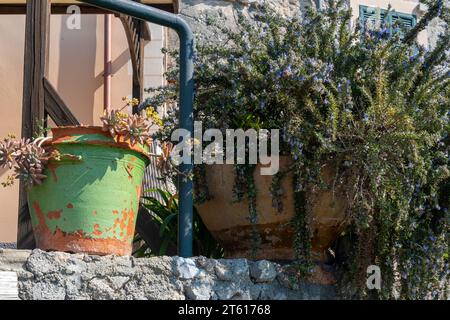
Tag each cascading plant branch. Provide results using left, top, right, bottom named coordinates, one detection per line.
left=1, top=98, right=161, bottom=188
left=145, top=0, right=449, bottom=299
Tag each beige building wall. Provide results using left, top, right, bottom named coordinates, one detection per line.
left=0, top=15, right=24, bottom=244
left=144, top=23, right=166, bottom=92
left=47, top=14, right=134, bottom=125
left=0, top=14, right=164, bottom=243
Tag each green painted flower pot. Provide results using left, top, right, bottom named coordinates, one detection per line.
left=27, top=126, right=150, bottom=256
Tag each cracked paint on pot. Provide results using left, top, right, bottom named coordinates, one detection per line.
left=27, top=126, right=149, bottom=256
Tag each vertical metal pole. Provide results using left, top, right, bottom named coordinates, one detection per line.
left=177, top=26, right=194, bottom=257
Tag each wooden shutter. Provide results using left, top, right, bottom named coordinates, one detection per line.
left=359, top=5, right=386, bottom=30
left=391, top=13, right=416, bottom=29
left=359, top=5, right=416, bottom=36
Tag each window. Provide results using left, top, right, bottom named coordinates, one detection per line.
left=359, top=5, right=416, bottom=37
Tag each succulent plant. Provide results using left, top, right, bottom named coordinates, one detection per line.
left=14, top=159, right=47, bottom=186
left=1, top=136, right=50, bottom=187
left=118, top=114, right=152, bottom=146
left=13, top=138, right=45, bottom=162
left=0, top=137, right=18, bottom=169
left=100, top=98, right=158, bottom=147
left=100, top=109, right=123, bottom=137
left=13, top=141, right=49, bottom=186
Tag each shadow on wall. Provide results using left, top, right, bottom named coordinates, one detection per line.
left=56, top=15, right=99, bottom=125
left=92, top=49, right=130, bottom=94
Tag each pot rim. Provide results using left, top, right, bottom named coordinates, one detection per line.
left=46, top=125, right=152, bottom=162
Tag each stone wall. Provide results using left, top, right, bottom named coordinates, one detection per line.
left=178, top=0, right=303, bottom=24
left=165, top=0, right=305, bottom=61
left=0, top=249, right=335, bottom=300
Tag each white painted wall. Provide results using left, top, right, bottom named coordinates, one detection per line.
left=144, top=23, right=166, bottom=95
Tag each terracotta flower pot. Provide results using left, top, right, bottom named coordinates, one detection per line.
left=196, top=156, right=349, bottom=261
left=27, top=126, right=149, bottom=256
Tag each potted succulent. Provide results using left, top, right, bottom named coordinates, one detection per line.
left=0, top=98, right=161, bottom=256
left=147, top=2, right=449, bottom=298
